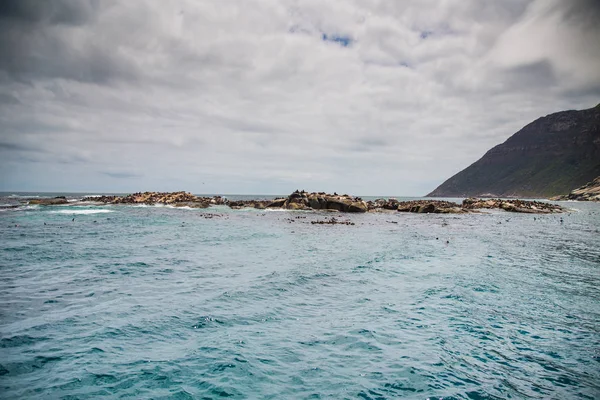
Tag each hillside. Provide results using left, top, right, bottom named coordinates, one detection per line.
left=551, top=176, right=600, bottom=201
left=427, top=104, right=600, bottom=198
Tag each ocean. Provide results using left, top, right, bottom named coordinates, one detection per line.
left=1, top=193, right=599, bottom=399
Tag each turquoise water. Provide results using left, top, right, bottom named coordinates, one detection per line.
left=1, top=195, right=599, bottom=399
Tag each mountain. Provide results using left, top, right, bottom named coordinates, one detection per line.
left=427, top=104, right=600, bottom=198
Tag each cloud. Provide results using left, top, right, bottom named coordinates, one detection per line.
left=101, top=171, right=142, bottom=179
left=486, top=0, right=600, bottom=92
left=0, top=141, right=39, bottom=152
left=0, top=0, right=598, bottom=195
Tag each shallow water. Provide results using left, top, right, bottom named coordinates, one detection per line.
left=1, top=197, right=599, bottom=399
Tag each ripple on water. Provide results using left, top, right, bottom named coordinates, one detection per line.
left=0, top=202, right=599, bottom=398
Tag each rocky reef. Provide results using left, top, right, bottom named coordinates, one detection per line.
left=267, top=190, right=369, bottom=212
left=81, top=191, right=227, bottom=208
left=462, top=198, right=564, bottom=213
left=383, top=199, right=465, bottom=214
left=41, top=190, right=566, bottom=214
left=550, top=176, right=600, bottom=201
left=28, top=196, right=69, bottom=205
left=230, top=192, right=563, bottom=214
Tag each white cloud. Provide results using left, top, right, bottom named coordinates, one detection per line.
left=0, top=0, right=598, bottom=195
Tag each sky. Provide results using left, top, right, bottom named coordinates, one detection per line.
left=0, top=0, right=599, bottom=196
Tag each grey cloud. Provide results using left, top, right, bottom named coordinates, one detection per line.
left=0, top=141, right=41, bottom=152
left=347, top=137, right=392, bottom=153
left=0, top=0, right=137, bottom=84
left=500, top=60, right=557, bottom=90
left=561, top=0, right=600, bottom=27
left=101, top=171, right=142, bottom=179
left=0, top=92, right=20, bottom=105
left=0, top=0, right=96, bottom=25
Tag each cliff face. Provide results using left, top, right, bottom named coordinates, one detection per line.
left=427, top=104, right=600, bottom=198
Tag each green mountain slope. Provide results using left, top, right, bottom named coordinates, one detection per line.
left=427, top=104, right=600, bottom=198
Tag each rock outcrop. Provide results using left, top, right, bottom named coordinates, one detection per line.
left=82, top=191, right=215, bottom=208
left=79, top=190, right=565, bottom=214
left=366, top=198, right=465, bottom=213
left=265, top=190, right=369, bottom=213
left=396, top=200, right=466, bottom=214
left=28, top=196, right=69, bottom=205
left=427, top=103, right=600, bottom=198
left=462, top=198, right=564, bottom=213
left=228, top=200, right=271, bottom=209
left=550, top=176, right=600, bottom=201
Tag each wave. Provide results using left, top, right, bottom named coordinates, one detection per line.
left=49, top=209, right=114, bottom=215
left=8, top=194, right=41, bottom=198
left=131, top=204, right=199, bottom=210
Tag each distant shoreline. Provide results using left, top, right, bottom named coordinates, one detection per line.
left=8, top=190, right=568, bottom=215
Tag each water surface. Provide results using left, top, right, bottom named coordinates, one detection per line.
left=1, top=195, right=599, bottom=399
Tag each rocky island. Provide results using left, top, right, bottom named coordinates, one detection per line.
left=24, top=190, right=566, bottom=214
left=81, top=191, right=227, bottom=208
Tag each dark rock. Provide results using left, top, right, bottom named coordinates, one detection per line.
left=262, top=191, right=368, bottom=213
left=28, top=197, right=69, bottom=205
left=310, top=217, right=355, bottom=226
left=396, top=200, right=465, bottom=214
left=267, top=198, right=287, bottom=208
left=462, top=198, right=564, bottom=213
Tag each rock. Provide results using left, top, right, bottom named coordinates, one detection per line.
left=267, top=198, right=287, bottom=208
left=462, top=198, right=564, bottom=213
left=310, top=217, right=355, bottom=226
left=261, top=191, right=368, bottom=213
left=172, top=201, right=210, bottom=209
left=81, top=192, right=228, bottom=208
left=347, top=201, right=368, bottom=213
left=286, top=202, right=309, bottom=211
left=396, top=200, right=466, bottom=214
left=81, top=195, right=118, bottom=203
left=227, top=199, right=271, bottom=209
left=208, top=196, right=226, bottom=205
left=308, top=195, right=321, bottom=209
left=418, top=203, right=436, bottom=213
left=368, top=198, right=400, bottom=211
left=28, top=197, right=69, bottom=205
left=551, top=176, right=600, bottom=201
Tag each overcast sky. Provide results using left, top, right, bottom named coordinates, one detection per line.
left=0, top=0, right=599, bottom=195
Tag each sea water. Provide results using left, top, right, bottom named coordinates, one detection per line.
left=0, top=194, right=599, bottom=399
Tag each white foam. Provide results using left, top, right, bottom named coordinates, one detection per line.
left=50, top=209, right=114, bottom=215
